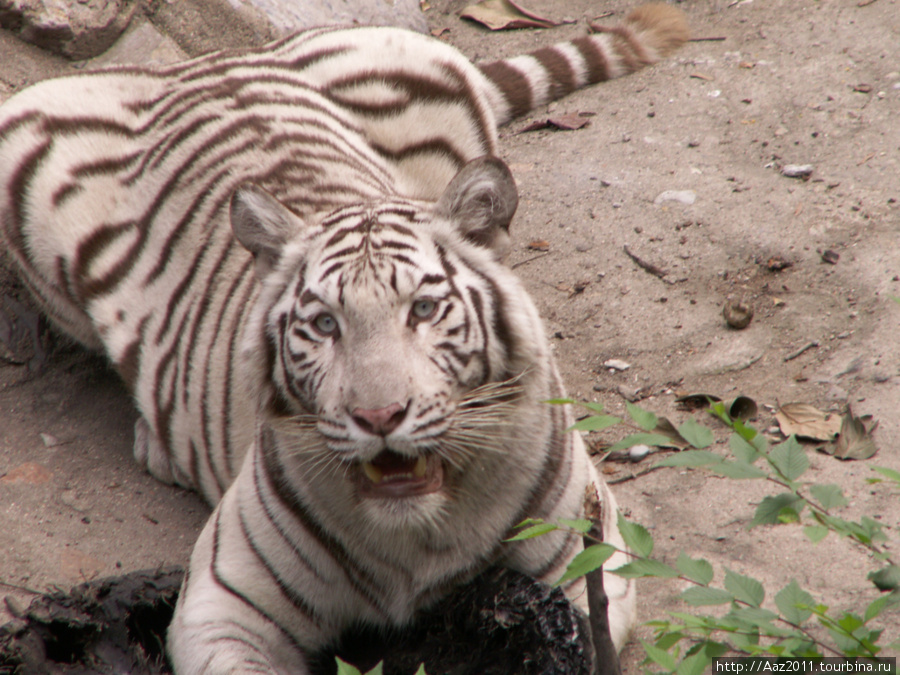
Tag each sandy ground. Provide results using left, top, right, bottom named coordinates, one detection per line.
left=1, top=0, right=899, bottom=670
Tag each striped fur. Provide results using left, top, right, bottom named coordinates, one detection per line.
left=0, top=5, right=688, bottom=672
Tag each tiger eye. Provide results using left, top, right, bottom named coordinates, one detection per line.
left=411, top=298, right=437, bottom=320
left=313, top=313, right=339, bottom=336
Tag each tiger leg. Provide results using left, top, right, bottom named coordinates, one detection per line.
left=133, top=417, right=190, bottom=488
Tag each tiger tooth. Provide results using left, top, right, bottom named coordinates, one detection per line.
left=362, top=462, right=383, bottom=484
left=413, top=455, right=427, bottom=478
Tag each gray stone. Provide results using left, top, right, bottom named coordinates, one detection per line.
left=0, top=0, right=138, bottom=60
left=654, top=189, right=696, bottom=206
left=224, top=0, right=428, bottom=35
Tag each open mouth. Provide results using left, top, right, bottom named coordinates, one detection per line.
left=356, top=450, right=443, bottom=498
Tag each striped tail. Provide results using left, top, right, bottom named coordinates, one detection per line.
left=479, top=3, right=689, bottom=125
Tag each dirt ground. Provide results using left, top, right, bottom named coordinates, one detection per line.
left=1, top=0, right=899, bottom=670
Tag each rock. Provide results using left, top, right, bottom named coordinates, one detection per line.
left=654, top=189, right=697, bottom=206
left=224, top=0, right=427, bottom=35
left=602, top=359, right=631, bottom=372
left=0, top=567, right=594, bottom=675
left=0, top=0, right=138, bottom=60
left=723, top=300, right=754, bottom=329
left=87, top=18, right=187, bottom=68
left=781, top=164, right=814, bottom=179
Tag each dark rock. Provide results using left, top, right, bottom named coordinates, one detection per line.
left=0, top=567, right=593, bottom=674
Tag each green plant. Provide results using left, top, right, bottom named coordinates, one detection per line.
left=521, top=400, right=900, bottom=673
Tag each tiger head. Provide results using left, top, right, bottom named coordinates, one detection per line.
left=231, top=158, right=552, bottom=530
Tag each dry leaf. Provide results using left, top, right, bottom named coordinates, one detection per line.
left=776, top=403, right=842, bottom=441
left=460, top=0, right=557, bottom=30
left=547, top=113, right=590, bottom=130
left=823, top=408, right=878, bottom=460
left=527, top=239, right=550, bottom=251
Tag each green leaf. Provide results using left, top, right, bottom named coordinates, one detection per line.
left=676, top=552, right=714, bottom=585
left=544, top=398, right=575, bottom=405
left=729, top=432, right=762, bottom=464
left=612, top=559, right=680, bottom=579
left=724, top=568, right=765, bottom=607
left=366, top=665, right=384, bottom=675
left=809, top=484, right=848, bottom=510
left=681, top=586, right=734, bottom=606
left=555, top=543, right=617, bottom=587
left=626, top=402, right=658, bottom=431
left=505, top=523, right=558, bottom=541
left=709, top=460, right=769, bottom=480
left=336, top=658, right=363, bottom=675
left=803, top=525, right=829, bottom=544
left=607, top=433, right=680, bottom=452
left=774, top=580, right=814, bottom=625
left=864, top=592, right=900, bottom=623
left=750, top=493, right=805, bottom=528
left=413, top=666, right=428, bottom=675
left=640, top=639, right=677, bottom=671
left=871, top=465, right=900, bottom=484
left=558, top=518, right=593, bottom=534
left=568, top=415, right=622, bottom=432
left=768, top=436, right=809, bottom=481
left=654, top=450, right=723, bottom=468
left=676, top=651, right=710, bottom=675
left=616, top=512, right=654, bottom=557
left=678, top=417, right=714, bottom=449
left=868, top=565, right=900, bottom=592
left=577, top=401, right=608, bottom=415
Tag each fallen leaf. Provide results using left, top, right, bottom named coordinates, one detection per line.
left=822, top=408, right=878, bottom=460
left=853, top=83, right=872, bottom=93
left=1, top=462, right=53, bottom=484
left=460, top=0, right=557, bottom=30
left=430, top=27, right=449, bottom=36
left=527, top=239, right=550, bottom=251
left=690, top=72, right=714, bottom=81
left=738, top=61, right=756, bottom=69
left=675, top=393, right=721, bottom=412
left=652, top=417, right=691, bottom=450
left=547, top=113, right=590, bottom=130
left=776, top=403, right=842, bottom=441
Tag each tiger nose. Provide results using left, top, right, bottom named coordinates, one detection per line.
left=350, top=403, right=408, bottom=436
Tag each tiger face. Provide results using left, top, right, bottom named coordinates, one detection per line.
left=232, top=158, right=543, bottom=528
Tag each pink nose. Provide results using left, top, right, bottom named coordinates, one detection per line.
left=351, top=403, right=407, bottom=436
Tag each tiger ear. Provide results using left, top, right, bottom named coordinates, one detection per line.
left=436, top=157, right=518, bottom=257
left=230, top=185, right=301, bottom=277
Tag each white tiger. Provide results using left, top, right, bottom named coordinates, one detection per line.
left=0, top=5, right=688, bottom=673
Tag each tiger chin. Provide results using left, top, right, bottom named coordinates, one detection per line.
left=168, top=157, right=637, bottom=673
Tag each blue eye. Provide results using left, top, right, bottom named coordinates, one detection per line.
left=313, top=313, right=339, bottom=336
left=412, top=298, right=437, bottom=320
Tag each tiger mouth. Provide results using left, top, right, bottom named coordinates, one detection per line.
left=356, top=450, right=443, bottom=498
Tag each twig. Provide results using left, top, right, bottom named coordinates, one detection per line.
left=583, top=487, right=622, bottom=675
left=511, top=251, right=550, bottom=269
left=606, top=465, right=662, bottom=484
left=623, top=245, right=674, bottom=284
left=0, top=579, right=42, bottom=595
left=783, top=341, right=819, bottom=362
left=690, top=36, right=727, bottom=42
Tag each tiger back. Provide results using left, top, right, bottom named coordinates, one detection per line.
left=0, top=5, right=689, bottom=673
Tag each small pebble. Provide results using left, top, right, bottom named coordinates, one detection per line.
left=723, top=300, right=753, bottom=329
left=782, top=164, right=814, bottom=178
left=603, top=359, right=631, bottom=372
left=628, top=445, right=651, bottom=462
left=654, top=190, right=696, bottom=206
